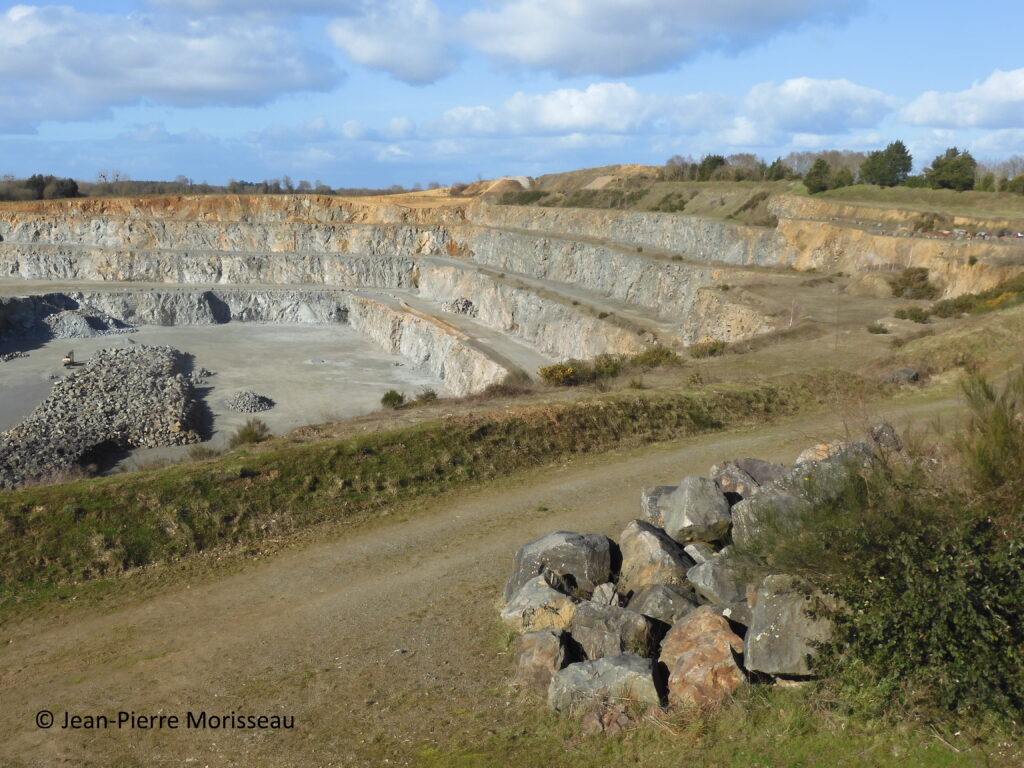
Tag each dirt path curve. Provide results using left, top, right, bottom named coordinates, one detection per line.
left=0, top=392, right=961, bottom=768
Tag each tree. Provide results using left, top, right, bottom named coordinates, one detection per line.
left=860, top=140, right=913, bottom=187
left=926, top=147, right=977, bottom=191
left=767, top=157, right=793, bottom=181
left=831, top=167, right=855, bottom=189
left=697, top=154, right=727, bottom=181
left=804, top=158, right=832, bottom=194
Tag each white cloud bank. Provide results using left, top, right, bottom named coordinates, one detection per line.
left=746, top=77, right=898, bottom=135
left=0, top=4, right=339, bottom=132
left=902, top=68, right=1024, bottom=129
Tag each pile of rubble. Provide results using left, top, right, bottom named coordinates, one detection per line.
left=0, top=350, right=28, bottom=363
left=500, top=426, right=901, bottom=723
left=0, top=346, right=200, bottom=488
left=225, top=390, right=274, bottom=413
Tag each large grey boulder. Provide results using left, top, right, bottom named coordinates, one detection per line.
left=734, top=458, right=786, bottom=486
left=500, top=577, right=578, bottom=633
left=641, top=485, right=676, bottom=527
left=591, top=582, right=625, bottom=607
left=744, top=575, right=834, bottom=677
left=683, top=541, right=717, bottom=564
left=710, top=461, right=759, bottom=501
left=548, top=654, right=661, bottom=712
left=627, top=584, right=699, bottom=627
left=686, top=546, right=756, bottom=605
left=730, top=488, right=811, bottom=551
left=618, top=520, right=696, bottom=595
left=503, top=532, right=614, bottom=602
left=514, top=630, right=572, bottom=692
left=570, top=602, right=659, bottom=659
left=660, top=476, right=731, bottom=544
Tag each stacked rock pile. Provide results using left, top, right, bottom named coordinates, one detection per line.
left=500, top=427, right=900, bottom=723
left=0, top=346, right=200, bottom=488
left=226, top=390, right=274, bottom=413
left=1, top=350, right=28, bottom=362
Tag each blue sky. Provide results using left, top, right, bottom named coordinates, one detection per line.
left=1, top=0, right=1023, bottom=187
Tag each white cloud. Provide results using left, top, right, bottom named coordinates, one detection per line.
left=462, top=0, right=858, bottom=77
left=745, top=77, right=897, bottom=134
left=387, top=116, right=416, bottom=139
left=437, top=83, right=730, bottom=137
left=341, top=120, right=371, bottom=140
left=327, top=0, right=455, bottom=85
left=902, top=69, right=1024, bottom=129
left=150, top=0, right=359, bottom=13
left=0, top=5, right=339, bottom=133
left=972, top=129, right=1024, bottom=155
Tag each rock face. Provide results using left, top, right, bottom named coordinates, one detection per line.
left=570, top=602, right=659, bottom=660
left=660, top=477, right=731, bottom=543
left=0, top=345, right=199, bottom=488
left=547, top=654, right=661, bottom=713
left=661, top=607, right=746, bottom=709
left=514, top=631, right=571, bottom=693
left=627, top=584, right=699, bottom=627
left=744, top=575, right=834, bottom=677
left=500, top=577, right=578, bottom=633
left=503, top=532, right=614, bottom=602
left=618, top=520, right=696, bottom=595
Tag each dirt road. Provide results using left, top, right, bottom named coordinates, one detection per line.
left=0, top=390, right=961, bottom=767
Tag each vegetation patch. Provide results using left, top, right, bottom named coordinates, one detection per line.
left=886, top=267, right=940, bottom=300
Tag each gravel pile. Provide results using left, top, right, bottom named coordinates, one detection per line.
left=226, top=390, right=274, bottom=413
left=1, top=351, right=28, bottom=362
left=441, top=297, right=478, bottom=317
left=0, top=345, right=200, bottom=489
left=43, top=309, right=137, bottom=339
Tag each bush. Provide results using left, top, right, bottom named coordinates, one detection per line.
left=887, top=267, right=940, bottom=300
left=381, top=389, right=405, bottom=409
left=689, top=339, right=728, bottom=358
left=413, top=389, right=438, bottom=404
left=866, top=322, right=889, bottom=334
left=228, top=419, right=271, bottom=448
left=592, top=353, right=622, bottom=379
left=894, top=306, right=931, bottom=324
left=538, top=361, right=594, bottom=387
left=629, top=344, right=681, bottom=369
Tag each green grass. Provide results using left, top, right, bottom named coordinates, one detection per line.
left=0, top=371, right=878, bottom=603
left=819, top=184, right=1024, bottom=220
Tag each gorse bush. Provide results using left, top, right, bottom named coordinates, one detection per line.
left=539, top=346, right=682, bottom=386
left=886, top=267, right=940, bottom=300
left=744, top=369, right=1024, bottom=719
left=894, top=306, right=930, bottom=324
left=631, top=345, right=681, bottom=369
left=228, top=419, right=271, bottom=448
left=381, top=390, right=405, bottom=409
left=690, top=339, right=728, bottom=358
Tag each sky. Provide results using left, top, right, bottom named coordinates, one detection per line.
left=1, top=0, right=1023, bottom=187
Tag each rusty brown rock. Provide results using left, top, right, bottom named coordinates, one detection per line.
left=618, top=519, right=695, bottom=595
left=514, top=630, right=571, bottom=693
left=660, top=606, right=745, bottom=709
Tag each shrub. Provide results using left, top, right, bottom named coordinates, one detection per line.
left=866, top=322, right=889, bottom=334
left=887, top=267, right=940, bottom=300
left=894, top=306, right=931, bottom=323
left=228, top=419, right=271, bottom=448
left=538, top=361, right=594, bottom=387
left=380, top=389, right=405, bottom=409
left=628, top=377, right=645, bottom=389
left=629, top=345, right=681, bottom=369
left=592, top=353, right=623, bottom=379
left=597, top=311, right=610, bottom=319
left=413, top=388, right=438, bottom=404
left=689, top=339, right=728, bottom=358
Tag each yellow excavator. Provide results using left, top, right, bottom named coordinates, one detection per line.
left=61, top=350, right=75, bottom=368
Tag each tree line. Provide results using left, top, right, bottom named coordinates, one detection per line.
left=662, top=145, right=1024, bottom=195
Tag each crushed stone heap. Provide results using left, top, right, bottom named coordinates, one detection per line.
left=225, top=390, right=274, bottom=413
left=0, top=345, right=200, bottom=489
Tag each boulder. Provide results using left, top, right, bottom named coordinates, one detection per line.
left=618, top=520, right=696, bottom=595
left=683, top=541, right=717, bottom=564
left=714, top=601, right=753, bottom=628
left=514, top=630, right=571, bottom=692
left=869, top=422, right=902, bottom=452
left=548, top=654, right=661, bottom=712
left=744, top=575, right=834, bottom=677
left=661, top=606, right=746, bottom=709
left=500, top=577, right=578, bottom=633
left=627, top=584, right=699, bottom=627
left=734, top=458, right=786, bottom=487
left=685, top=547, right=755, bottom=605
left=730, top=488, right=811, bottom=551
left=503, top=532, right=614, bottom=602
left=591, top=582, right=625, bottom=607
left=795, top=441, right=847, bottom=465
left=570, top=602, right=659, bottom=660
left=710, top=461, right=759, bottom=501
left=641, top=485, right=676, bottom=527
left=660, top=477, right=731, bottom=544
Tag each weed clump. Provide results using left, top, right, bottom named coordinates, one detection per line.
left=380, top=389, right=405, bottom=409
left=894, top=306, right=930, bottom=324
left=229, top=419, right=270, bottom=448
left=689, top=339, right=728, bottom=358
left=866, top=322, right=889, bottom=334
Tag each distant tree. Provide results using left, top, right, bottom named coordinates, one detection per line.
left=804, top=158, right=832, bottom=194
left=1006, top=175, right=1024, bottom=195
left=697, top=154, right=727, bottom=181
left=42, top=177, right=78, bottom=199
left=767, top=157, right=793, bottom=181
left=926, top=147, right=977, bottom=191
left=860, top=140, right=913, bottom=187
left=976, top=172, right=996, bottom=192
left=24, top=174, right=48, bottom=199
left=297, top=179, right=312, bottom=192
left=831, top=167, right=855, bottom=189
left=427, top=181, right=442, bottom=190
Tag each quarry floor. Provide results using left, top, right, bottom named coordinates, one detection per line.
left=0, top=323, right=443, bottom=462
left=0, top=382, right=968, bottom=768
